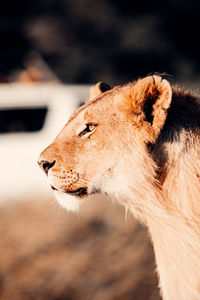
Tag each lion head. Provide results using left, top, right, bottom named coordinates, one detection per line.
left=38, top=76, right=172, bottom=212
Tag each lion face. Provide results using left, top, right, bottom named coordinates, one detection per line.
left=38, top=76, right=172, bottom=212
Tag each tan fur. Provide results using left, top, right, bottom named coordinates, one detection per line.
left=39, top=75, right=200, bottom=300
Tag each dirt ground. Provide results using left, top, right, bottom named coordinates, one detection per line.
left=0, top=195, right=161, bottom=300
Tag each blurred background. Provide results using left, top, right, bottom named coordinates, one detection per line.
left=1, top=0, right=200, bottom=299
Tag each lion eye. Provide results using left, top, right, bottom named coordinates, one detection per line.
left=79, top=123, right=97, bottom=137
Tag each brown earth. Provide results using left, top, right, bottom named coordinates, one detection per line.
left=0, top=195, right=161, bottom=300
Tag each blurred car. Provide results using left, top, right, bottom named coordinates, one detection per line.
left=0, top=83, right=90, bottom=203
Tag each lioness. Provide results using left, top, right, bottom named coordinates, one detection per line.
left=38, top=76, right=200, bottom=300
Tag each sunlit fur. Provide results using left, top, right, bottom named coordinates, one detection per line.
left=39, top=75, right=200, bottom=300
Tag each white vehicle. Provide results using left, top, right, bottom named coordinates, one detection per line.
left=0, top=83, right=90, bottom=203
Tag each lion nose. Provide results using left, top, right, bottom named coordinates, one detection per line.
left=38, top=160, right=56, bottom=175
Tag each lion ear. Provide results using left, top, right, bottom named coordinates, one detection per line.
left=89, top=82, right=112, bottom=100
left=130, top=75, right=172, bottom=139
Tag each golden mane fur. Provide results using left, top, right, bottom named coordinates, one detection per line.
left=39, top=76, right=200, bottom=300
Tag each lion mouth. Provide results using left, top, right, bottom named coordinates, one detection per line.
left=66, top=187, right=87, bottom=197
left=51, top=185, right=87, bottom=197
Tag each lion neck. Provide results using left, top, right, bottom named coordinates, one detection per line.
left=125, top=136, right=200, bottom=300
left=146, top=171, right=200, bottom=300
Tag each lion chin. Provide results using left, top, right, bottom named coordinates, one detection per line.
left=54, top=191, right=81, bottom=212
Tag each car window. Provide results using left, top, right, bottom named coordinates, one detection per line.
left=0, top=107, right=48, bottom=134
